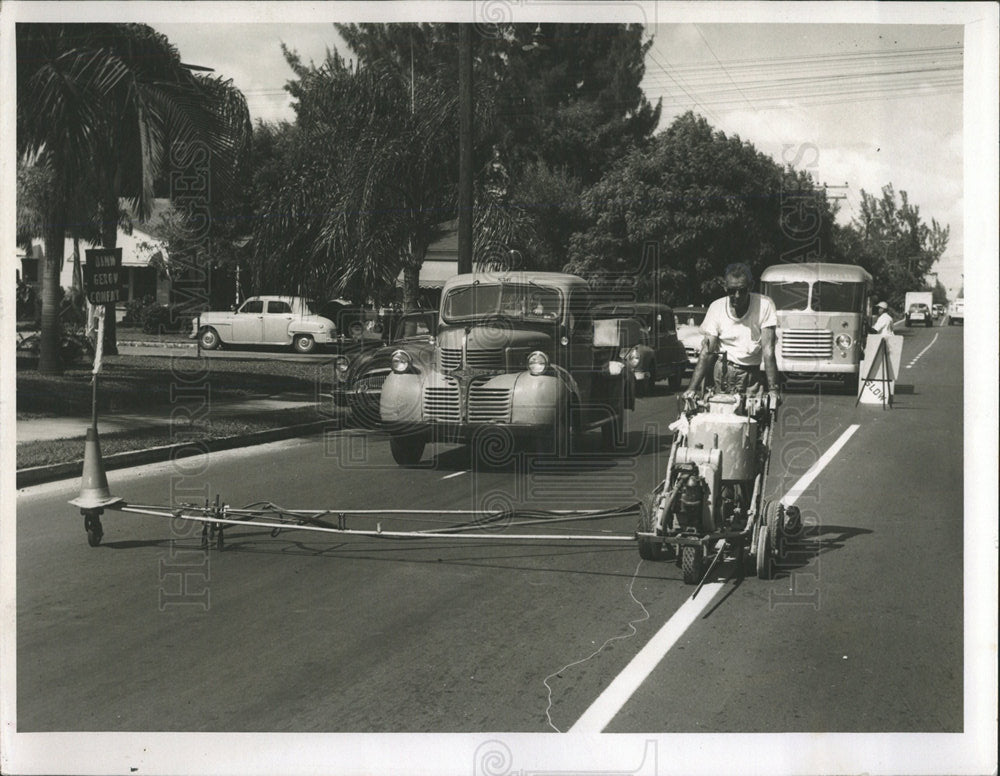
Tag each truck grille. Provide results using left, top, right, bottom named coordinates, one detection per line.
left=423, top=378, right=460, bottom=422
left=468, top=380, right=512, bottom=422
left=440, top=348, right=505, bottom=371
left=781, top=329, right=833, bottom=359
left=355, top=371, right=387, bottom=394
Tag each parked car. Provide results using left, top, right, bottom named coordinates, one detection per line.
left=333, top=310, right=437, bottom=427
left=948, top=298, right=964, bottom=325
left=192, top=295, right=338, bottom=353
left=905, top=302, right=933, bottom=328
left=594, top=302, right=688, bottom=395
left=380, top=271, right=637, bottom=465
left=674, top=306, right=708, bottom=368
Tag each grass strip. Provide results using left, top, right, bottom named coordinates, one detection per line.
left=16, top=406, right=339, bottom=470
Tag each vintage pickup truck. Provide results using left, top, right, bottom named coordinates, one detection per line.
left=192, top=295, right=338, bottom=353
left=379, top=271, right=638, bottom=466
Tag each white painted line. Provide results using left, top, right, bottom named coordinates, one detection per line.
left=569, top=581, right=725, bottom=733
left=905, top=332, right=939, bottom=368
left=441, top=470, right=467, bottom=480
left=569, top=422, right=862, bottom=733
left=782, top=424, right=859, bottom=507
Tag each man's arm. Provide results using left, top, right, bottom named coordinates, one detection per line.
left=761, top=325, right=780, bottom=401
left=686, top=333, right=719, bottom=394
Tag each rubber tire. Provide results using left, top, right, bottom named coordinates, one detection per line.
left=926, top=319, right=933, bottom=328
left=86, top=527, right=103, bottom=547
left=766, top=499, right=784, bottom=566
left=389, top=433, right=425, bottom=466
left=199, top=327, right=221, bottom=350
left=292, top=334, right=315, bottom=354
left=756, top=519, right=774, bottom=579
left=637, top=491, right=675, bottom=561
left=667, top=367, right=683, bottom=393
left=843, top=371, right=859, bottom=396
left=681, top=544, right=704, bottom=584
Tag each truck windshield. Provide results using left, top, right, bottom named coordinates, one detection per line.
left=442, top=283, right=561, bottom=322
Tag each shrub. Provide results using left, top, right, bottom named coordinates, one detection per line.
left=140, top=302, right=196, bottom=335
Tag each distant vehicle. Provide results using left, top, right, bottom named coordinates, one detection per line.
left=905, top=302, right=933, bottom=328
left=673, top=306, right=708, bottom=367
left=903, top=291, right=934, bottom=327
left=380, top=271, right=637, bottom=465
left=593, top=303, right=688, bottom=394
left=948, top=298, right=964, bottom=325
left=932, top=303, right=946, bottom=319
left=333, top=310, right=437, bottom=427
left=192, top=295, right=337, bottom=353
left=760, top=262, right=873, bottom=394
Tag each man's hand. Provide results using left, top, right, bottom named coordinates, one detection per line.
left=768, top=390, right=781, bottom=409
left=682, top=388, right=697, bottom=401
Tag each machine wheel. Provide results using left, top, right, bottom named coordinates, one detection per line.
left=765, top=500, right=784, bottom=565
left=292, top=334, right=315, bottom=354
left=756, top=520, right=774, bottom=579
left=637, top=491, right=675, bottom=561
left=199, top=327, right=221, bottom=350
left=681, top=545, right=704, bottom=584
left=389, top=433, right=425, bottom=466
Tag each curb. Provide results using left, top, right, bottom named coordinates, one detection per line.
left=118, top=339, right=196, bottom=349
left=16, top=419, right=342, bottom=489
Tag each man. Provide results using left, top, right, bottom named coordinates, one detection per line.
left=683, top=263, right=798, bottom=535
left=871, top=301, right=894, bottom=335
left=683, top=263, right=780, bottom=408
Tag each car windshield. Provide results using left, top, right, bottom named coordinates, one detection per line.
left=301, top=299, right=318, bottom=315
left=764, top=281, right=810, bottom=310
left=812, top=282, right=866, bottom=312
left=674, top=310, right=706, bottom=327
left=394, top=315, right=432, bottom=340
left=442, top=282, right=561, bottom=322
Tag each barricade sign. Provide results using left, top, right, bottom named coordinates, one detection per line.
left=84, top=248, right=123, bottom=305
left=857, top=334, right=902, bottom=407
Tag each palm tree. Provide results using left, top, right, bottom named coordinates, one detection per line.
left=17, top=23, right=251, bottom=372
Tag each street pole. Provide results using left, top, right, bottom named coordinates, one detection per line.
left=458, top=23, right=473, bottom=275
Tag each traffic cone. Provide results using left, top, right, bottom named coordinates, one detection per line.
left=69, top=427, right=123, bottom=509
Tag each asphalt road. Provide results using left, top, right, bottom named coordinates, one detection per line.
left=15, top=326, right=967, bottom=742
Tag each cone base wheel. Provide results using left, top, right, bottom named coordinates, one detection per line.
left=681, top=545, right=704, bottom=584
left=86, top=528, right=103, bottom=547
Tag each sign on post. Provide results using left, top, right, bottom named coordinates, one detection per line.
left=84, top=248, right=123, bottom=305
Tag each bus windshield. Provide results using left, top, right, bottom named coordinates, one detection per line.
left=812, top=281, right=866, bottom=312
left=766, top=281, right=810, bottom=311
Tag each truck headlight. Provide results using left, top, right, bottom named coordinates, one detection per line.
left=607, top=360, right=624, bottom=376
left=627, top=347, right=641, bottom=368
left=835, top=334, right=852, bottom=349
left=527, top=351, right=549, bottom=376
left=390, top=350, right=412, bottom=373
left=334, top=356, right=350, bottom=376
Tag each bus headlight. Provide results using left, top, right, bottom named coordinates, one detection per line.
left=527, top=351, right=549, bottom=376
left=390, top=350, right=412, bottom=373
left=835, top=334, right=852, bottom=349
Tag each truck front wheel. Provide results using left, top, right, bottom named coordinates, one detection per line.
left=389, top=433, right=425, bottom=466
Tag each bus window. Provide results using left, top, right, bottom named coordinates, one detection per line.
left=765, top=281, right=810, bottom=311
left=813, top=282, right=866, bottom=312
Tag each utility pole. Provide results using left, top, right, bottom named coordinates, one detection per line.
left=458, top=23, right=473, bottom=275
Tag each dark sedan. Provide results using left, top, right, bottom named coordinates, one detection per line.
left=593, top=302, right=688, bottom=395
left=332, top=310, right=437, bottom=427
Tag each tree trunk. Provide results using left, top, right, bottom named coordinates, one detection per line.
left=38, top=214, right=64, bottom=375
left=402, top=240, right=427, bottom=312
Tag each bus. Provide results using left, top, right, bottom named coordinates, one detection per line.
left=760, top=262, right=873, bottom=394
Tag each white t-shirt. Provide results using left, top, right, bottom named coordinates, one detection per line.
left=872, top=311, right=894, bottom=335
left=700, top=293, right=777, bottom=366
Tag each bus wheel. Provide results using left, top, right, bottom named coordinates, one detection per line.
left=843, top=372, right=859, bottom=395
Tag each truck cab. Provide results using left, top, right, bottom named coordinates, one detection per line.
left=379, top=271, right=637, bottom=466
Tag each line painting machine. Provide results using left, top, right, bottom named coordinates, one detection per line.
left=69, top=386, right=797, bottom=591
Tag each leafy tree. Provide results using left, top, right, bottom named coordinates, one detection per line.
left=17, top=23, right=250, bottom=372
left=838, top=184, right=950, bottom=308
left=565, top=112, right=839, bottom=304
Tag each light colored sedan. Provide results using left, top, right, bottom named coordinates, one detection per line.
left=192, top=295, right=338, bottom=353
left=674, top=306, right=707, bottom=368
